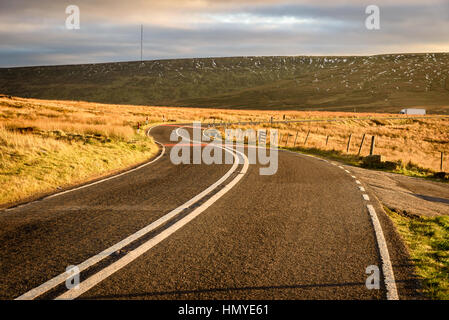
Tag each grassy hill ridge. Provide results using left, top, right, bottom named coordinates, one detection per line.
left=1, top=53, right=449, bottom=112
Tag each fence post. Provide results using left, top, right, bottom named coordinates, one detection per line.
left=441, top=152, right=444, bottom=171
left=285, top=134, right=289, bottom=147
left=358, top=134, right=366, bottom=156
left=346, top=134, right=352, bottom=153
left=304, top=130, right=310, bottom=145
left=325, top=135, right=330, bottom=147
left=369, top=136, right=376, bottom=156
left=294, top=131, right=299, bottom=147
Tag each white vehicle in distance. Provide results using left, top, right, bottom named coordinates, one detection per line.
left=400, top=108, right=426, bottom=115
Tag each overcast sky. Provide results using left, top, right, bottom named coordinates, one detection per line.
left=1, top=0, right=448, bottom=67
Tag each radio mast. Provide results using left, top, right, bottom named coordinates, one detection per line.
left=140, top=24, right=143, bottom=64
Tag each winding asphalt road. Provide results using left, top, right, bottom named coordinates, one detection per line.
left=0, top=124, right=420, bottom=300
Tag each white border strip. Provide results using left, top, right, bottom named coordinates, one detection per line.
left=253, top=144, right=399, bottom=300
left=6, top=127, right=165, bottom=211
left=212, top=124, right=399, bottom=300
left=367, top=204, right=399, bottom=300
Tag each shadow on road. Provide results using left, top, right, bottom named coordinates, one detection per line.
left=83, top=282, right=370, bottom=299
left=412, top=194, right=449, bottom=205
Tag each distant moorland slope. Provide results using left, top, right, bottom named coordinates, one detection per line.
left=1, top=53, right=449, bottom=113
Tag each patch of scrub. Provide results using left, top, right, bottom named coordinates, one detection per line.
left=385, top=207, right=449, bottom=299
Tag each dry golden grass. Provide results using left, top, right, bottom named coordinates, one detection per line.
left=243, top=116, right=449, bottom=173
left=0, top=96, right=162, bottom=207
left=1, top=95, right=448, bottom=206
left=205, top=110, right=449, bottom=174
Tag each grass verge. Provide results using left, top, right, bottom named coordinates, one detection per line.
left=282, top=145, right=448, bottom=183
left=0, top=125, right=158, bottom=208
left=384, top=207, right=449, bottom=299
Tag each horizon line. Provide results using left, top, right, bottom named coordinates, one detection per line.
left=1, top=51, right=448, bottom=69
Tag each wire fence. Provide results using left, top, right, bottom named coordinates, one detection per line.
left=213, top=117, right=449, bottom=173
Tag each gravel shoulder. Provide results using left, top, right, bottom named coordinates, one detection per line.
left=349, top=166, right=449, bottom=217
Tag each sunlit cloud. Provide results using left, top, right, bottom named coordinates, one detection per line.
left=207, top=13, right=316, bottom=26
left=0, top=0, right=448, bottom=67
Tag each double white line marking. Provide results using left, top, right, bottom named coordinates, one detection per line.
left=16, top=125, right=249, bottom=300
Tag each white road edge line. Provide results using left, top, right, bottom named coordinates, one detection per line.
left=212, top=126, right=399, bottom=300
left=366, top=204, right=399, bottom=300
left=56, top=131, right=250, bottom=300
left=6, top=126, right=165, bottom=211
left=15, top=125, right=240, bottom=300
left=275, top=144, right=398, bottom=300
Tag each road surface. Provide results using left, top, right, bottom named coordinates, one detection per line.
left=0, top=124, right=420, bottom=300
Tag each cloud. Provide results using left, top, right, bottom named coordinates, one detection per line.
left=0, top=0, right=448, bottom=67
